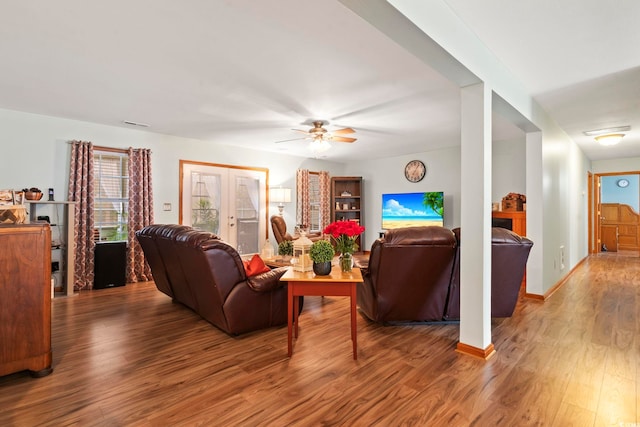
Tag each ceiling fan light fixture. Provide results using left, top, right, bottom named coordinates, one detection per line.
left=594, top=133, right=625, bottom=146
left=309, top=138, right=331, bottom=154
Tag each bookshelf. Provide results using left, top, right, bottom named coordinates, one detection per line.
left=330, top=177, right=364, bottom=252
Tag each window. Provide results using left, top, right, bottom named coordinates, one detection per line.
left=94, top=151, right=129, bottom=241
left=308, top=172, right=320, bottom=232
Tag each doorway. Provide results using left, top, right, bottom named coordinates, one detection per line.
left=179, top=160, right=268, bottom=255
left=591, top=171, right=640, bottom=254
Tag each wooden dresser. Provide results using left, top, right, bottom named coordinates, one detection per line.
left=491, top=210, right=526, bottom=236
left=0, top=223, right=53, bottom=377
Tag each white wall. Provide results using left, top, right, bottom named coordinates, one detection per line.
left=492, top=138, right=526, bottom=203
left=345, top=145, right=461, bottom=250
left=0, top=108, right=346, bottom=245
left=591, top=157, right=640, bottom=174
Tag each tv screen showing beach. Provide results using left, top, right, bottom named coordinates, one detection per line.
left=382, top=192, right=444, bottom=229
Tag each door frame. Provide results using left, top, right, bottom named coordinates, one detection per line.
left=590, top=170, right=640, bottom=254
left=179, top=160, right=270, bottom=251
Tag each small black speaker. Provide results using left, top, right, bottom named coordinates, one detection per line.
left=94, top=242, right=126, bottom=289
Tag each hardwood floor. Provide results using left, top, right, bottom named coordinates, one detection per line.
left=1, top=252, right=638, bottom=426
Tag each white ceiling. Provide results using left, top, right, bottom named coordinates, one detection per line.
left=443, top=0, right=640, bottom=161
left=0, top=1, right=638, bottom=162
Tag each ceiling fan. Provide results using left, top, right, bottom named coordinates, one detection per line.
left=275, top=120, right=357, bottom=147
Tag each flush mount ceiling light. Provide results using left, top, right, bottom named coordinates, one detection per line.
left=583, top=125, right=630, bottom=136
left=594, top=133, right=625, bottom=146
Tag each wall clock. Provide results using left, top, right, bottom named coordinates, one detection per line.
left=404, top=160, right=426, bottom=183
left=617, top=179, right=629, bottom=188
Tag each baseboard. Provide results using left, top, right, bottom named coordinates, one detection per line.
left=524, top=256, right=588, bottom=301
left=455, top=342, right=496, bottom=360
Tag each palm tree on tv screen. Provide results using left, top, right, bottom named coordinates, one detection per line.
left=423, top=192, right=444, bottom=216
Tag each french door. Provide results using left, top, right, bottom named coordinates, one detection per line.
left=179, top=160, right=268, bottom=255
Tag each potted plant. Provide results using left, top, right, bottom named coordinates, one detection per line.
left=323, top=220, right=366, bottom=272
left=309, top=239, right=335, bottom=275
left=278, top=240, right=293, bottom=259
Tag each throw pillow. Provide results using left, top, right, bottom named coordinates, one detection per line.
left=243, top=254, right=271, bottom=277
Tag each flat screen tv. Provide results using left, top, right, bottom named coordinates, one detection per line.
left=382, top=191, right=444, bottom=229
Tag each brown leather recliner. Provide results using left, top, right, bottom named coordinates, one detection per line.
left=357, top=226, right=458, bottom=323
left=136, top=224, right=292, bottom=335
left=270, top=215, right=323, bottom=244
left=444, top=227, right=533, bottom=319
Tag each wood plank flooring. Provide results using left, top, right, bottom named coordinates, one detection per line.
left=0, top=252, right=638, bottom=426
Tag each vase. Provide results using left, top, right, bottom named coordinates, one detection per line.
left=339, top=252, right=353, bottom=273
left=313, top=261, right=332, bottom=276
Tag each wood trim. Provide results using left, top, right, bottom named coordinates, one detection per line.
left=455, top=342, right=495, bottom=360
left=596, top=170, right=640, bottom=176
left=593, top=171, right=640, bottom=254
left=178, top=159, right=270, bottom=239
left=524, top=256, right=588, bottom=301
left=588, top=171, right=594, bottom=253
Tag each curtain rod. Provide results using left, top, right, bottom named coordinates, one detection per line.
left=67, top=141, right=133, bottom=154
left=95, top=145, right=127, bottom=154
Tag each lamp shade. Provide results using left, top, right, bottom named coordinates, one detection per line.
left=269, top=187, right=291, bottom=203
left=595, top=133, right=624, bottom=146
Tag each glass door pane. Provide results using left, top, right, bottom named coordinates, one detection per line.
left=180, top=161, right=267, bottom=255
left=190, top=172, right=221, bottom=234
left=234, top=175, right=260, bottom=255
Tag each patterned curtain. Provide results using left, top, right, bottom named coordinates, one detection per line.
left=319, top=171, right=331, bottom=230
left=126, top=148, right=154, bottom=283
left=67, top=140, right=95, bottom=290
left=296, top=169, right=310, bottom=228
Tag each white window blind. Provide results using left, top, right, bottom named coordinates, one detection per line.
left=94, top=151, right=129, bottom=241
left=308, top=173, right=320, bottom=232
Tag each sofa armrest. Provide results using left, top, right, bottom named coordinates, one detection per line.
left=353, top=253, right=369, bottom=275
left=246, top=267, right=288, bottom=292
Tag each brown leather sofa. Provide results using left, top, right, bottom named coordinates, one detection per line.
left=270, top=215, right=323, bottom=244
left=357, top=226, right=458, bottom=322
left=136, top=224, right=292, bottom=335
left=356, top=226, right=533, bottom=323
left=444, top=227, right=534, bottom=319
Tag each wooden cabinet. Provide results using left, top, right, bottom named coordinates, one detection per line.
left=600, top=203, right=640, bottom=252
left=0, top=223, right=53, bottom=378
left=330, top=177, right=364, bottom=251
left=491, top=210, right=526, bottom=236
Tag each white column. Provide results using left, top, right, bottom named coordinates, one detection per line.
left=459, top=83, right=492, bottom=351
left=525, top=131, right=543, bottom=295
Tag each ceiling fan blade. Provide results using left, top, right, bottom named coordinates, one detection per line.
left=274, top=137, right=307, bottom=144
left=292, top=128, right=310, bottom=134
left=331, top=136, right=357, bottom=143
left=332, top=127, right=355, bottom=135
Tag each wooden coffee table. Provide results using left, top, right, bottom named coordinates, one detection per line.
left=280, top=266, right=363, bottom=359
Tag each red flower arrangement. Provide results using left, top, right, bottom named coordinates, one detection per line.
left=323, top=220, right=365, bottom=254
